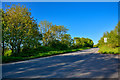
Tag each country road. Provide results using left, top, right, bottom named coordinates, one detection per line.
left=2, top=48, right=119, bottom=79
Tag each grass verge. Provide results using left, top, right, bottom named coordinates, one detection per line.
left=98, top=46, right=120, bottom=54
left=2, top=47, right=90, bottom=63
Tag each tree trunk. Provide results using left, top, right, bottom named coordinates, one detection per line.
left=17, top=45, right=20, bottom=53
left=2, top=28, right=4, bottom=56
left=2, top=40, right=4, bottom=56
left=10, top=40, right=14, bottom=54
left=11, top=47, right=13, bottom=54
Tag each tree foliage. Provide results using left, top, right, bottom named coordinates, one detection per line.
left=98, top=22, right=119, bottom=48
left=2, top=4, right=42, bottom=55
left=2, top=3, right=94, bottom=56
left=73, top=37, right=94, bottom=48
left=39, top=21, right=68, bottom=46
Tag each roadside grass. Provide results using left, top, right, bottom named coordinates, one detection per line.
left=2, top=47, right=90, bottom=63
left=98, top=46, right=120, bottom=54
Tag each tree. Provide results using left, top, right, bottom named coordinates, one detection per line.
left=2, top=4, right=41, bottom=55
left=61, top=34, right=72, bottom=48
left=39, top=21, right=68, bottom=46
left=73, top=37, right=94, bottom=48
left=1, top=9, right=8, bottom=55
left=39, top=21, right=52, bottom=46
left=73, top=37, right=82, bottom=48
left=98, top=23, right=119, bottom=48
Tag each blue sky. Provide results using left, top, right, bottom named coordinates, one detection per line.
left=2, top=2, right=118, bottom=44
left=1, top=0, right=119, bottom=2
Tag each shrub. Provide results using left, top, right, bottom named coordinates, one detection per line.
left=48, top=40, right=69, bottom=50
left=98, top=46, right=120, bottom=54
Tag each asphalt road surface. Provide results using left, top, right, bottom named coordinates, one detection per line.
left=2, top=48, right=119, bottom=78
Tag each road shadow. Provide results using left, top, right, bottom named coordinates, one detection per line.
left=2, top=51, right=119, bottom=79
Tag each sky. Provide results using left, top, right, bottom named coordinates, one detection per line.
left=2, top=2, right=118, bottom=44
left=1, top=0, right=120, bottom=2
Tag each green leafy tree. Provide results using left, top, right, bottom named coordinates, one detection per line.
left=2, top=4, right=41, bottom=55
left=73, top=37, right=94, bottom=48
left=39, top=21, right=53, bottom=46
left=98, top=23, right=119, bottom=48
left=39, top=21, right=68, bottom=46
left=61, top=34, right=72, bottom=48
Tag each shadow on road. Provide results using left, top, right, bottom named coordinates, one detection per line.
left=2, top=51, right=119, bottom=79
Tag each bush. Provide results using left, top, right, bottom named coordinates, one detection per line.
left=18, top=46, right=56, bottom=57
left=98, top=46, right=120, bottom=54
left=35, top=46, right=56, bottom=51
left=2, top=47, right=90, bottom=63
left=48, top=40, right=69, bottom=50
left=4, top=50, right=12, bottom=56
